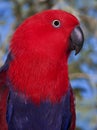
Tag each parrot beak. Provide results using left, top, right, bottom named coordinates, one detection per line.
left=70, top=26, right=84, bottom=55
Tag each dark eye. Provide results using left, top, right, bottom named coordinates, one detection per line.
left=52, top=20, right=61, bottom=28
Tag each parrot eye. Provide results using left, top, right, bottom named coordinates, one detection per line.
left=52, top=20, right=61, bottom=28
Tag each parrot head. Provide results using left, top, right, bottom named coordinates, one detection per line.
left=8, top=10, right=84, bottom=103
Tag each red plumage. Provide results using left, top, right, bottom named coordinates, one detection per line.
left=70, top=85, right=76, bottom=130
left=0, top=69, right=9, bottom=130
left=0, top=10, right=84, bottom=130
left=8, top=10, right=79, bottom=103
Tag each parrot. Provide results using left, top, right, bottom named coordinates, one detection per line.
left=0, top=10, right=84, bottom=130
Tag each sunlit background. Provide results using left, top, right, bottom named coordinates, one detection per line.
left=0, top=0, right=97, bottom=130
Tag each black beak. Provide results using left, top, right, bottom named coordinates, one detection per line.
left=70, top=26, right=84, bottom=55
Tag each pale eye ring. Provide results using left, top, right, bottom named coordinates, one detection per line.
left=52, top=20, right=61, bottom=28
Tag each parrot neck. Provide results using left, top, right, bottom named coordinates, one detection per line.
left=8, top=53, right=69, bottom=104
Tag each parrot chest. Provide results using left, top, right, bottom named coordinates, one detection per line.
left=6, top=89, right=71, bottom=130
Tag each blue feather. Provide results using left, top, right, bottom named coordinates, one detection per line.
left=7, top=87, right=71, bottom=130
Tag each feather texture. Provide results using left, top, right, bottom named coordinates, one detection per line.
left=0, top=53, right=12, bottom=130
left=7, top=84, right=75, bottom=130
left=8, top=10, right=79, bottom=103
left=0, top=10, right=81, bottom=130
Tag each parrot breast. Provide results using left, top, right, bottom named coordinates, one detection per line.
left=7, top=87, right=71, bottom=130
left=8, top=10, right=79, bottom=104
left=8, top=52, right=69, bottom=104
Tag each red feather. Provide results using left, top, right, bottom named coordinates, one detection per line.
left=69, top=85, right=76, bottom=130
left=8, top=10, right=79, bottom=104
left=0, top=10, right=81, bottom=130
left=0, top=10, right=83, bottom=130
left=0, top=70, right=9, bottom=130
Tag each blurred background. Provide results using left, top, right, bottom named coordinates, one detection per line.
left=0, top=0, right=97, bottom=130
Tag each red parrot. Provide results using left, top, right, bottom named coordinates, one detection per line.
left=0, top=10, right=84, bottom=130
